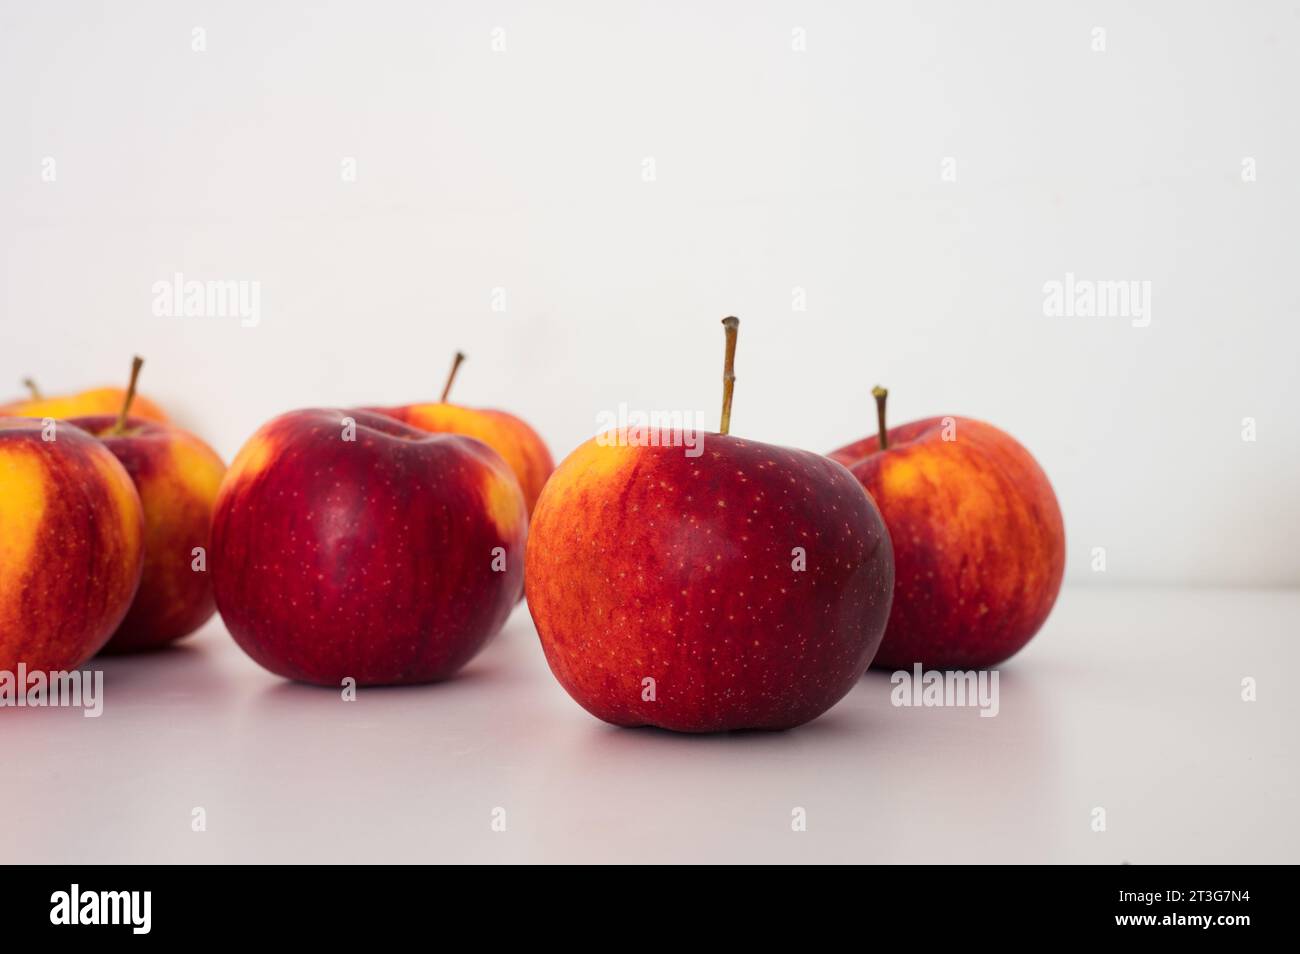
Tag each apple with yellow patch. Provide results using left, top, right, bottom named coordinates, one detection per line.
left=67, top=358, right=226, bottom=653
left=0, top=374, right=168, bottom=423
left=211, top=408, right=527, bottom=685
left=370, top=352, right=554, bottom=515
left=829, top=387, right=1065, bottom=669
left=0, top=416, right=145, bottom=671
left=526, top=319, right=895, bottom=732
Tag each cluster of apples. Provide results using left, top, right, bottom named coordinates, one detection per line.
left=526, top=320, right=1064, bottom=731
left=0, top=359, right=226, bottom=666
left=0, top=320, right=1064, bottom=734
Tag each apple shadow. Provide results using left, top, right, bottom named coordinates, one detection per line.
left=93, top=640, right=225, bottom=696
left=529, top=663, right=1066, bottom=862
left=580, top=704, right=871, bottom=744
left=236, top=628, right=533, bottom=732
left=257, top=655, right=508, bottom=700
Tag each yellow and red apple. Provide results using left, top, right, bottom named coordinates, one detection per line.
left=369, top=353, right=553, bottom=515
left=210, top=408, right=528, bottom=685
left=1, top=376, right=168, bottom=423
left=829, top=388, right=1065, bottom=670
left=0, top=417, right=145, bottom=671
left=526, top=318, right=895, bottom=732
left=70, top=413, right=226, bottom=654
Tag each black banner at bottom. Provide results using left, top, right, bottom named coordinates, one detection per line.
left=2, top=864, right=1276, bottom=939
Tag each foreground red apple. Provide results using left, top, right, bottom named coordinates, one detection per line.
left=0, top=417, right=144, bottom=671
left=369, top=352, right=554, bottom=515
left=526, top=318, right=894, bottom=732
left=829, top=387, right=1065, bottom=669
left=211, top=408, right=527, bottom=685
left=69, top=358, right=226, bottom=653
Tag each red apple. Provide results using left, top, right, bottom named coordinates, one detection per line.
left=0, top=416, right=145, bottom=671
left=526, top=318, right=894, bottom=732
left=829, top=387, right=1065, bottom=669
left=369, top=352, right=554, bottom=515
left=68, top=357, right=227, bottom=653
left=211, top=407, right=527, bottom=685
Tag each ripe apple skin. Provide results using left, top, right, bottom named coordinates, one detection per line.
left=68, top=416, right=226, bottom=653
left=211, top=408, right=527, bottom=686
left=526, top=429, right=894, bottom=732
left=0, top=388, right=168, bottom=423
left=829, top=417, right=1065, bottom=669
left=371, top=403, right=554, bottom=515
left=0, top=417, right=145, bottom=670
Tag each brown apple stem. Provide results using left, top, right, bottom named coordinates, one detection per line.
left=110, top=356, right=145, bottom=435
left=21, top=377, right=42, bottom=401
left=440, top=351, right=466, bottom=402
left=872, top=385, right=889, bottom=450
left=719, top=316, right=739, bottom=435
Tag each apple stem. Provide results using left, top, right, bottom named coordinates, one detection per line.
left=110, top=356, right=145, bottom=435
left=21, top=377, right=42, bottom=401
left=440, top=351, right=466, bottom=403
left=872, top=385, right=889, bottom=450
left=719, top=316, right=739, bottom=436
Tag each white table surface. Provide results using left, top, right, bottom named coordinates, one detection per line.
left=5, top=585, right=1295, bottom=864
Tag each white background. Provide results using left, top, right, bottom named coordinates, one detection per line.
left=2, top=1, right=1297, bottom=588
